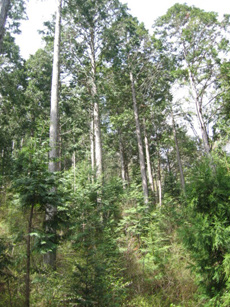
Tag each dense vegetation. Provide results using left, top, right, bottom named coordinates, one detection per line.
left=0, top=1, right=230, bottom=306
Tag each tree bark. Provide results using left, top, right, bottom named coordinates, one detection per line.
left=72, top=150, right=76, bottom=192
left=188, top=68, right=211, bottom=154
left=90, top=115, right=95, bottom=174
left=130, top=71, right=148, bottom=204
left=44, top=0, right=62, bottom=268
left=183, top=46, right=211, bottom=154
left=0, top=0, right=10, bottom=51
left=152, top=163, right=158, bottom=204
left=89, top=28, right=103, bottom=181
left=172, top=113, right=185, bottom=193
left=118, top=132, right=126, bottom=188
left=158, top=157, right=162, bottom=207
left=143, top=119, right=154, bottom=193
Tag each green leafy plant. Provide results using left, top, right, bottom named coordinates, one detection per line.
left=180, top=156, right=230, bottom=304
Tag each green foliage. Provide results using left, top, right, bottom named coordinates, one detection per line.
left=12, top=139, right=58, bottom=209
left=1, top=1, right=230, bottom=306
left=11, top=138, right=62, bottom=256
left=7, top=0, right=27, bottom=34
left=180, top=156, right=230, bottom=303
left=55, top=164, right=128, bottom=306
left=0, top=237, right=12, bottom=279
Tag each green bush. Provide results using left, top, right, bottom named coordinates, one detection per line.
left=180, top=157, right=230, bottom=304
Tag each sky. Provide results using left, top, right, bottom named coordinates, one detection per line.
left=15, top=0, right=229, bottom=59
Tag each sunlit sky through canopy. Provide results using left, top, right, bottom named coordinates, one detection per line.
left=15, top=0, right=228, bottom=59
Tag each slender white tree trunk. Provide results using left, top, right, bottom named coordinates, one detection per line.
left=94, top=99, right=103, bottom=180
left=183, top=46, right=211, bottom=154
left=188, top=68, right=211, bottom=154
left=152, top=164, right=158, bottom=204
left=90, top=115, right=95, bottom=173
left=130, top=71, right=148, bottom=204
left=44, top=0, right=62, bottom=268
left=72, top=151, right=76, bottom=192
left=172, top=113, right=185, bottom=192
left=143, top=119, right=154, bottom=193
left=0, top=0, right=10, bottom=50
left=118, top=133, right=126, bottom=188
left=158, top=157, right=162, bottom=207
left=89, top=28, right=103, bottom=181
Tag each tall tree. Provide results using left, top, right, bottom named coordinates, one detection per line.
left=104, top=16, right=152, bottom=203
left=63, top=0, right=125, bottom=181
left=155, top=4, right=230, bottom=154
left=44, top=0, right=62, bottom=268
left=130, top=70, right=148, bottom=203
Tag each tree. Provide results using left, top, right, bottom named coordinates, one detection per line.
left=130, top=70, right=148, bottom=203
left=0, top=0, right=26, bottom=51
left=44, top=0, right=62, bottom=268
left=155, top=4, right=230, bottom=154
left=171, top=112, right=185, bottom=193
left=62, top=0, right=126, bottom=182
left=12, top=139, right=59, bottom=307
left=103, top=15, right=152, bottom=203
left=0, top=0, right=10, bottom=50
left=181, top=156, right=230, bottom=302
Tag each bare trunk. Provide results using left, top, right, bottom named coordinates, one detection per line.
left=188, top=69, right=210, bottom=154
left=0, top=0, right=10, bottom=51
left=172, top=113, right=185, bottom=192
left=49, top=0, right=61, bottom=174
left=72, top=151, right=76, bottom=192
left=158, top=156, right=162, bottom=207
left=44, top=0, right=62, bottom=268
left=118, top=133, right=126, bottom=188
left=130, top=71, right=148, bottom=204
left=183, top=46, right=211, bottom=154
left=152, top=164, right=158, bottom=204
left=143, top=119, right=154, bottom=193
left=89, top=29, right=103, bottom=181
left=94, top=100, right=103, bottom=180
left=90, top=116, right=95, bottom=173
left=25, top=204, right=34, bottom=307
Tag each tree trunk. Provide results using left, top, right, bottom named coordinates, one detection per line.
left=157, top=155, right=162, bottom=207
left=89, top=28, right=103, bottom=181
left=118, top=133, right=126, bottom=188
left=152, top=163, right=158, bottom=204
left=183, top=46, right=211, bottom=154
left=0, top=0, right=10, bottom=51
left=72, top=151, right=76, bottom=192
left=44, top=0, right=62, bottom=268
left=130, top=71, right=148, bottom=204
left=90, top=115, right=95, bottom=174
left=25, top=203, right=34, bottom=307
left=172, top=113, right=185, bottom=193
left=143, top=119, right=154, bottom=193
left=188, top=68, right=211, bottom=154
